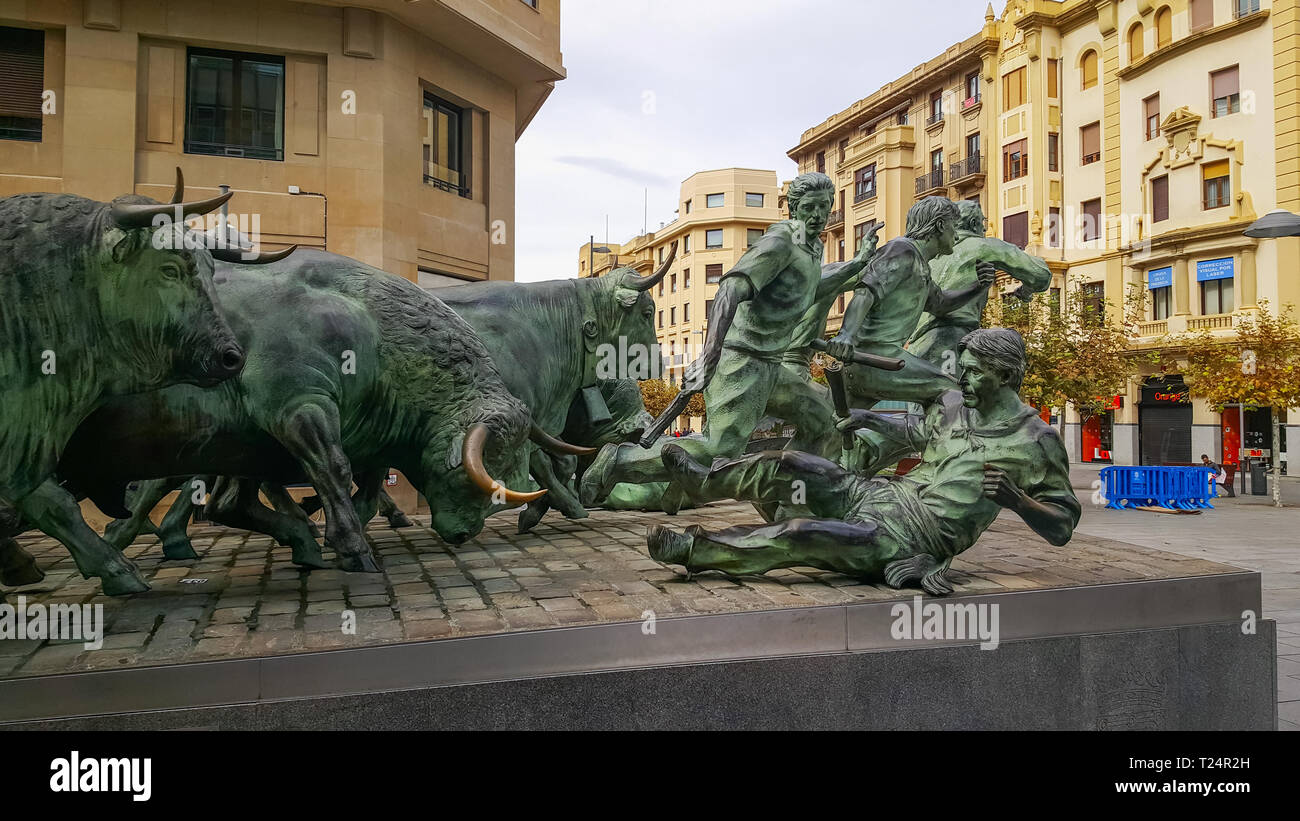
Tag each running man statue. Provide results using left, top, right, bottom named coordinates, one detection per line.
left=646, top=328, right=1080, bottom=596
left=824, top=196, right=996, bottom=411
left=907, top=200, right=1051, bottom=372
left=580, top=172, right=879, bottom=507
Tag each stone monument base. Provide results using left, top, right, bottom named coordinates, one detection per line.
left=0, top=504, right=1276, bottom=729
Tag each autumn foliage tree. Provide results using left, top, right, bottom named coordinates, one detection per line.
left=1170, top=301, right=1300, bottom=507
left=984, top=282, right=1150, bottom=435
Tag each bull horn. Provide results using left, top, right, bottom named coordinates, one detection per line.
left=626, top=240, right=677, bottom=291
left=169, top=167, right=184, bottom=204
left=211, top=244, right=298, bottom=264
left=529, top=423, right=598, bottom=457
left=112, top=190, right=233, bottom=230
left=463, top=423, right=547, bottom=504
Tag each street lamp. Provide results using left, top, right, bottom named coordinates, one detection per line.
left=589, top=235, right=612, bottom=277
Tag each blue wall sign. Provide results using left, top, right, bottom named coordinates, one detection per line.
left=1196, top=257, right=1235, bottom=282
left=1147, top=266, right=1173, bottom=289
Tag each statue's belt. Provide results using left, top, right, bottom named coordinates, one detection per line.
left=721, top=341, right=786, bottom=365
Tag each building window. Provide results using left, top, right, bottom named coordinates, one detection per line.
left=1002, top=67, right=1026, bottom=111
left=1144, top=94, right=1161, bottom=140
left=1235, top=0, right=1261, bottom=18
left=685, top=199, right=692, bottom=214
left=854, top=221, right=874, bottom=253
left=966, top=132, right=981, bottom=161
left=670, top=273, right=677, bottom=293
left=838, top=294, right=846, bottom=314
left=746, top=228, right=763, bottom=247
left=1048, top=207, right=1061, bottom=248
left=683, top=269, right=691, bottom=288
left=658, top=281, right=664, bottom=297
left=683, top=234, right=691, bottom=253
left=855, top=164, right=877, bottom=201
left=520, top=0, right=539, bottom=8
left=838, top=238, right=846, bottom=262
left=1080, top=199, right=1102, bottom=242
left=422, top=92, right=472, bottom=197
left=929, top=90, right=944, bottom=124
left=1047, top=58, right=1060, bottom=98
left=705, top=263, right=724, bottom=283
left=1190, top=0, right=1213, bottom=32
left=705, top=229, right=723, bottom=249
left=1081, top=50, right=1099, bottom=90
left=657, top=310, right=663, bottom=329
left=1128, top=24, right=1144, bottom=63
left=1003, top=139, right=1027, bottom=181
left=1152, top=175, right=1169, bottom=222
left=965, top=71, right=980, bottom=105
left=706, top=192, right=724, bottom=208
left=1156, top=7, right=1172, bottom=47
left=1202, top=277, right=1234, bottom=315
left=838, top=138, right=848, bottom=162
left=683, top=302, right=691, bottom=323
left=897, top=110, right=909, bottom=126
left=705, top=299, right=714, bottom=319
left=1003, top=212, right=1029, bottom=249
left=1047, top=133, right=1059, bottom=172
left=186, top=48, right=285, bottom=161
left=816, top=151, right=826, bottom=173
left=1211, top=66, right=1240, bottom=117
left=0, top=26, right=43, bottom=142
left=1202, top=160, right=1231, bottom=209
left=745, top=192, right=764, bottom=208
left=1151, top=286, right=1171, bottom=320
left=670, top=306, right=676, bottom=325
left=1080, top=122, right=1101, bottom=165
left=1082, top=281, right=1105, bottom=326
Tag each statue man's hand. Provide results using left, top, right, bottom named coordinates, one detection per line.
left=682, top=354, right=717, bottom=392
left=823, top=339, right=857, bottom=363
left=1011, top=283, right=1035, bottom=302
left=835, top=409, right=874, bottom=432
left=853, top=221, right=883, bottom=265
left=982, top=463, right=1025, bottom=509
left=976, top=261, right=997, bottom=288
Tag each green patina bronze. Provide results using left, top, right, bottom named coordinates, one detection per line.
left=580, top=172, right=878, bottom=510
left=647, top=328, right=1080, bottom=595
left=907, top=201, right=1051, bottom=369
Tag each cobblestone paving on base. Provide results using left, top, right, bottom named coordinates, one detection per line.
left=0, top=502, right=1243, bottom=680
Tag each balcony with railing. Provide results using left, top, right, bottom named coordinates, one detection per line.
left=915, top=169, right=945, bottom=195
left=853, top=186, right=877, bottom=204
left=1188, top=313, right=1235, bottom=331
left=1082, top=151, right=1101, bottom=166
left=827, top=209, right=844, bottom=228
left=926, top=110, right=944, bottom=128
left=949, top=154, right=984, bottom=183
left=1137, top=320, right=1169, bottom=337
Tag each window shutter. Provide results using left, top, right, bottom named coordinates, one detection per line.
left=1202, top=160, right=1230, bottom=181
left=1081, top=123, right=1101, bottom=157
left=1152, top=176, right=1169, bottom=222
left=1211, top=67, right=1239, bottom=100
left=0, top=27, right=44, bottom=119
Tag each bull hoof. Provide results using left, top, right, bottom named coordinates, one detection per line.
left=160, top=536, right=199, bottom=561
left=337, top=551, right=381, bottom=574
left=0, top=542, right=45, bottom=587
left=100, top=566, right=150, bottom=597
left=291, top=546, right=330, bottom=570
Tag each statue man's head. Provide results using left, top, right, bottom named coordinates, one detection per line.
left=786, top=172, right=835, bottom=240
left=956, top=200, right=988, bottom=235
left=905, top=196, right=959, bottom=258
left=957, top=328, right=1027, bottom=409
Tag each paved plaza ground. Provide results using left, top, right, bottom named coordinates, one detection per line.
left=0, top=464, right=1295, bottom=729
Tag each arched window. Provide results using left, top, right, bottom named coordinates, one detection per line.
left=1155, top=8, right=1172, bottom=48
left=1128, top=24, right=1144, bottom=62
left=1081, top=50, right=1099, bottom=90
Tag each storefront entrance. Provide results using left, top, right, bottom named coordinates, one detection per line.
left=1081, top=410, right=1114, bottom=463
left=1139, top=376, right=1192, bottom=465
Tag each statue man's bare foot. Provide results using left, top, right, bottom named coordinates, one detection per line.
left=883, top=554, right=954, bottom=596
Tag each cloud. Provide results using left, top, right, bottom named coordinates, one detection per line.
left=553, top=155, right=675, bottom=187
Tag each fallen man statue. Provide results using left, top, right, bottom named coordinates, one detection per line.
left=645, top=328, right=1080, bottom=595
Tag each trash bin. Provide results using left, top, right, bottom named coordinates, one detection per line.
left=1250, top=463, right=1268, bottom=496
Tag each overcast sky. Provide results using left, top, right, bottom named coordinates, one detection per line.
left=513, top=0, right=992, bottom=281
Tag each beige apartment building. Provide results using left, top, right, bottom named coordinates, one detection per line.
left=792, top=0, right=1299, bottom=471
left=0, top=0, right=565, bottom=283
left=578, top=168, right=782, bottom=431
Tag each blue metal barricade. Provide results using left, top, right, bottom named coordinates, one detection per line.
left=1099, top=466, right=1217, bottom=511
